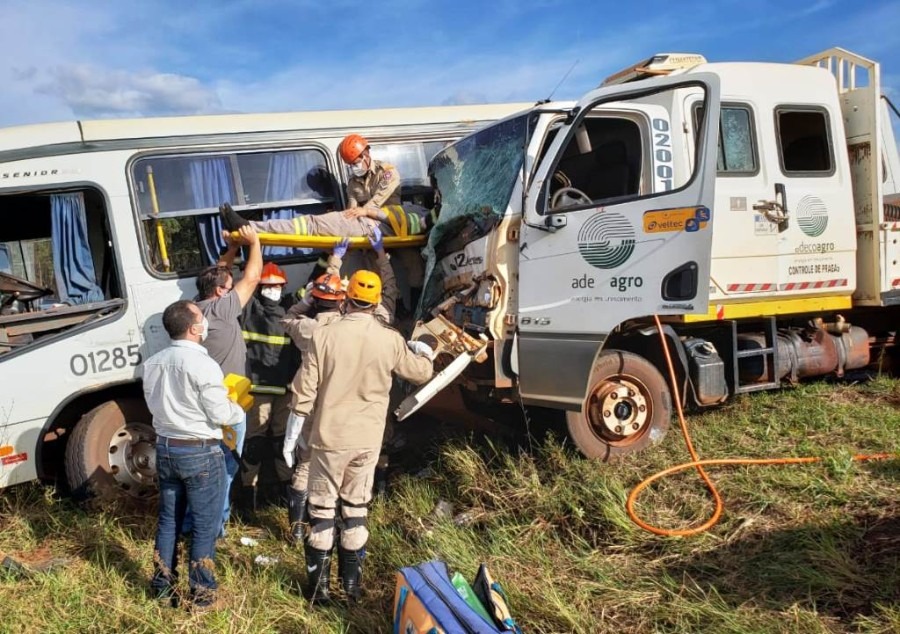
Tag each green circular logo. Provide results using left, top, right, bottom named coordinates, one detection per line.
left=796, top=195, right=828, bottom=238
left=577, top=212, right=635, bottom=269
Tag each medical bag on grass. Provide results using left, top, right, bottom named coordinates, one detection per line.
left=393, top=560, right=523, bottom=633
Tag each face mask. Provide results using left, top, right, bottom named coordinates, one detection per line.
left=196, top=317, right=209, bottom=342
left=350, top=161, right=367, bottom=177
left=261, top=287, right=282, bottom=302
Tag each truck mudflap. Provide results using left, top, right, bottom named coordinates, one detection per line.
left=394, top=315, right=489, bottom=421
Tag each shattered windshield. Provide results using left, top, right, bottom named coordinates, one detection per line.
left=419, top=113, right=529, bottom=317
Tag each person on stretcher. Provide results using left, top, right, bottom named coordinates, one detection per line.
left=218, top=200, right=435, bottom=240
left=218, top=132, right=437, bottom=240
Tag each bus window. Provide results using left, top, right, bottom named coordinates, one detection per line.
left=367, top=140, right=453, bottom=209
left=0, top=188, right=124, bottom=356
left=132, top=148, right=337, bottom=272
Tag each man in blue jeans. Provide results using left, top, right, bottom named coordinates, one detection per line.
left=143, top=299, right=245, bottom=609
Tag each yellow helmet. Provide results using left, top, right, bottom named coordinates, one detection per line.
left=346, top=270, right=382, bottom=305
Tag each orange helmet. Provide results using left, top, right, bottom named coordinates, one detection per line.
left=346, top=270, right=382, bottom=305
left=311, top=273, right=345, bottom=301
left=339, top=134, right=369, bottom=164
left=260, top=262, right=287, bottom=285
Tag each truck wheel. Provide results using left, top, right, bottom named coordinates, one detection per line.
left=566, top=350, right=672, bottom=460
left=64, top=399, right=157, bottom=502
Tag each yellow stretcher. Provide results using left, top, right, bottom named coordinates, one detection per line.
left=237, top=232, right=427, bottom=249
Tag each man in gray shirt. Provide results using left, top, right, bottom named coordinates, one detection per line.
left=195, top=223, right=262, bottom=532
left=143, top=299, right=244, bottom=609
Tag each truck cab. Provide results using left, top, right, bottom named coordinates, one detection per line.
left=406, top=47, right=900, bottom=460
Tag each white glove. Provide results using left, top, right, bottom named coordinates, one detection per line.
left=407, top=340, right=436, bottom=361
left=283, top=413, right=306, bottom=469
left=301, top=282, right=315, bottom=306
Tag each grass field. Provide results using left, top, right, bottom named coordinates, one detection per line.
left=1, top=378, right=898, bottom=633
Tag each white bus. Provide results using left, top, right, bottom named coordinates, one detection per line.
left=0, top=102, right=528, bottom=501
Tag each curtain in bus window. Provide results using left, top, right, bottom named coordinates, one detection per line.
left=191, top=158, right=232, bottom=266
left=262, top=152, right=311, bottom=258
left=50, top=192, right=104, bottom=305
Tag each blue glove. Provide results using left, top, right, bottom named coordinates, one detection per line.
left=333, top=238, right=350, bottom=259
left=368, top=225, right=384, bottom=253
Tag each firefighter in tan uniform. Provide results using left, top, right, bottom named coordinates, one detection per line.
left=283, top=268, right=434, bottom=603
left=336, top=133, right=429, bottom=310
left=341, top=133, right=400, bottom=210
left=279, top=230, right=397, bottom=543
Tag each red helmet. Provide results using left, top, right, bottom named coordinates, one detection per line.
left=311, top=273, right=345, bottom=301
left=260, top=262, right=287, bottom=285
left=339, top=134, right=369, bottom=164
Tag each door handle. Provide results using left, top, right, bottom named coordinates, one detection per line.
left=752, top=183, right=789, bottom=232
left=544, top=215, right=568, bottom=231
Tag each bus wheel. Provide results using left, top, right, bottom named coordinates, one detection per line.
left=64, top=399, right=157, bottom=502
left=566, top=350, right=671, bottom=460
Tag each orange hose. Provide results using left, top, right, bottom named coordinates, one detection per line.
left=624, top=315, right=897, bottom=537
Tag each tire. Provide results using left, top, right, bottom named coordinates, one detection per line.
left=64, top=398, right=157, bottom=502
left=566, top=350, right=672, bottom=460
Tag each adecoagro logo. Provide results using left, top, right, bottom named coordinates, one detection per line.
left=577, top=212, right=635, bottom=269
left=796, top=195, right=828, bottom=238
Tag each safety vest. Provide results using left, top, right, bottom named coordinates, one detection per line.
left=381, top=204, right=438, bottom=237
left=240, top=295, right=300, bottom=395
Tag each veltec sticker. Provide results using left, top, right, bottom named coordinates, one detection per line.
left=1, top=452, right=27, bottom=466
left=643, top=206, right=710, bottom=233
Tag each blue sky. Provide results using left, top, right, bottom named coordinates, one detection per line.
left=0, top=0, right=898, bottom=126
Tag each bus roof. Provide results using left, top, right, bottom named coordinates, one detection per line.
left=0, top=102, right=533, bottom=155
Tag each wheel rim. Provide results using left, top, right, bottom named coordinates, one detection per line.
left=107, top=422, right=157, bottom=498
left=586, top=375, right=652, bottom=447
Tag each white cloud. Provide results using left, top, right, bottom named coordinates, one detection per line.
left=798, top=0, right=836, bottom=17
left=441, top=90, right=491, bottom=106
left=35, top=65, right=222, bottom=118
left=0, top=0, right=240, bottom=124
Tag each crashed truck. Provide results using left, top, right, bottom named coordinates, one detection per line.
left=1, top=47, right=899, bottom=503
left=399, top=46, right=900, bottom=460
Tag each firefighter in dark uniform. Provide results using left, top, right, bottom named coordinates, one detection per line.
left=238, top=261, right=301, bottom=510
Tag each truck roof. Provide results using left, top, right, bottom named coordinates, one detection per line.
left=601, top=53, right=709, bottom=86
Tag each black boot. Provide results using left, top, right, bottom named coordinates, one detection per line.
left=219, top=202, right=249, bottom=231
left=235, top=485, right=257, bottom=520
left=287, top=487, right=308, bottom=543
left=337, top=546, right=365, bottom=602
left=304, top=543, right=332, bottom=604
left=374, top=453, right=389, bottom=498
